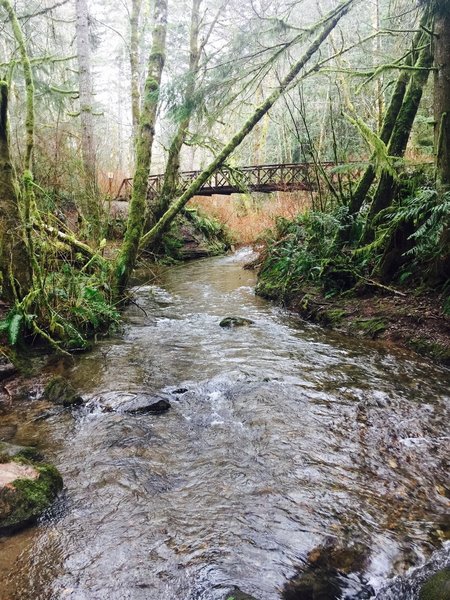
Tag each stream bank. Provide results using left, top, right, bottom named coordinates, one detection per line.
left=255, top=272, right=450, bottom=366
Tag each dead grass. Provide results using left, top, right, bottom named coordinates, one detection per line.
left=190, top=191, right=312, bottom=244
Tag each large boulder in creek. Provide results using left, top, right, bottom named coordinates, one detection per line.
left=0, top=442, right=63, bottom=534
left=220, top=317, right=254, bottom=328
left=419, top=568, right=450, bottom=600
left=43, top=375, right=84, bottom=407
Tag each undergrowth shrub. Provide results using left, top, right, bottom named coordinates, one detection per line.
left=0, top=242, right=119, bottom=352
left=256, top=208, right=368, bottom=300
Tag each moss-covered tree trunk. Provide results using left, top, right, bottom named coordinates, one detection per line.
left=148, top=0, right=202, bottom=228
left=75, top=0, right=98, bottom=196
left=129, top=0, right=142, bottom=138
left=140, top=0, right=355, bottom=251
left=0, top=0, right=37, bottom=300
left=0, top=82, right=31, bottom=301
left=431, top=0, right=450, bottom=281
left=364, top=35, right=434, bottom=238
left=434, top=3, right=450, bottom=189
left=347, top=28, right=427, bottom=219
left=115, top=0, right=168, bottom=294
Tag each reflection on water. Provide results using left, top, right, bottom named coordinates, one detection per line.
left=1, top=248, right=449, bottom=600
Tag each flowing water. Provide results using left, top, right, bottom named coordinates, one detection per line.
left=0, top=249, right=449, bottom=600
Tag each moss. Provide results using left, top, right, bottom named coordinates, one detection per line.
left=316, top=308, right=347, bottom=327
left=408, top=338, right=450, bottom=365
left=419, top=569, right=450, bottom=600
left=352, top=318, right=387, bottom=339
left=0, top=442, right=42, bottom=463
left=0, top=462, right=63, bottom=532
left=224, top=589, right=258, bottom=600
left=44, top=375, right=83, bottom=406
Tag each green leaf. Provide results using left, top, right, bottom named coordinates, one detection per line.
left=8, top=313, right=23, bottom=345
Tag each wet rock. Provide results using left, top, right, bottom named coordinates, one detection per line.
left=0, top=358, right=17, bottom=381
left=419, top=568, right=450, bottom=600
left=125, top=399, right=171, bottom=415
left=224, top=587, right=259, bottom=600
left=282, top=541, right=372, bottom=600
left=43, top=376, right=84, bottom=407
left=0, top=442, right=63, bottom=534
left=0, top=442, right=42, bottom=462
left=220, top=317, right=254, bottom=328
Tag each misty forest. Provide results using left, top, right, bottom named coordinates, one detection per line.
left=0, top=0, right=449, bottom=599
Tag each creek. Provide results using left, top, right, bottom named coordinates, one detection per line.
left=0, top=249, right=449, bottom=599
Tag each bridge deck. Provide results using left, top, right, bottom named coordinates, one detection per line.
left=115, top=162, right=347, bottom=200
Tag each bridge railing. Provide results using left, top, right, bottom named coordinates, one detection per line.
left=115, top=162, right=357, bottom=200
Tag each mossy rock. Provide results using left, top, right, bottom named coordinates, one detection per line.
left=419, top=568, right=450, bottom=600
left=0, top=441, right=42, bottom=463
left=224, top=587, right=259, bottom=600
left=316, top=308, right=347, bottom=327
left=43, top=375, right=83, bottom=407
left=352, top=318, right=387, bottom=339
left=0, top=443, right=63, bottom=533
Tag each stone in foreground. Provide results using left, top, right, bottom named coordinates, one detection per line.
left=0, top=442, right=63, bottom=534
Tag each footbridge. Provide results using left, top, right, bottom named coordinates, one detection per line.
left=116, top=162, right=349, bottom=200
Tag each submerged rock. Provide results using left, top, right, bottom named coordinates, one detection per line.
left=125, top=399, right=171, bottom=415
left=172, top=388, right=188, bottom=395
left=219, top=317, right=254, bottom=328
left=282, top=541, right=372, bottom=600
left=0, top=424, right=18, bottom=442
left=224, top=587, right=259, bottom=600
left=0, top=442, right=63, bottom=534
left=419, top=568, right=450, bottom=600
left=43, top=375, right=84, bottom=407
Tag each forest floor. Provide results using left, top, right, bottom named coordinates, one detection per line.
left=283, top=285, right=450, bottom=365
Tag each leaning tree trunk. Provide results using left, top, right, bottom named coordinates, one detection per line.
left=76, top=0, right=98, bottom=199
left=115, top=0, right=168, bottom=294
left=363, top=34, right=434, bottom=240
left=0, top=82, right=31, bottom=302
left=149, top=0, right=202, bottom=227
left=140, top=0, right=355, bottom=251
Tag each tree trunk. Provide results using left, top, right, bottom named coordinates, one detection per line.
left=76, top=0, right=97, bottom=196
left=0, top=82, right=31, bottom=301
left=140, top=0, right=355, bottom=250
left=130, top=0, right=142, bottom=138
left=434, top=6, right=450, bottom=189
left=431, top=2, right=450, bottom=281
left=364, top=34, right=434, bottom=237
left=149, top=0, right=202, bottom=227
left=115, top=0, right=168, bottom=294
left=347, top=26, right=427, bottom=219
